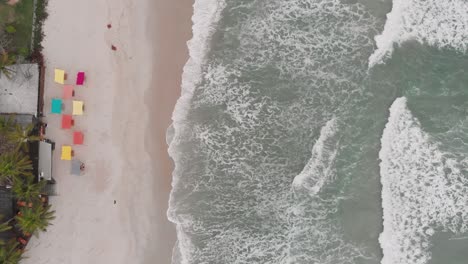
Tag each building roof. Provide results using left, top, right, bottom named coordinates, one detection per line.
left=0, top=64, right=39, bottom=116
left=0, top=187, right=14, bottom=242
left=39, top=141, right=53, bottom=181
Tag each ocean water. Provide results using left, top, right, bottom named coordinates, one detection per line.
left=167, top=0, right=468, bottom=263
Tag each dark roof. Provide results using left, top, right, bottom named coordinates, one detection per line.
left=0, top=187, right=14, bottom=242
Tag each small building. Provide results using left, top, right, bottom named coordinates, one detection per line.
left=0, top=63, right=40, bottom=116
left=38, top=140, right=55, bottom=182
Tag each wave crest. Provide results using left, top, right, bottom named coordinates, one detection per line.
left=379, top=97, right=468, bottom=264
left=369, top=0, right=468, bottom=67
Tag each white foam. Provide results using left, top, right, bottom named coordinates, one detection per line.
left=292, top=118, right=339, bottom=195
left=369, top=0, right=468, bottom=68
left=379, top=97, right=468, bottom=264
left=166, top=0, right=226, bottom=263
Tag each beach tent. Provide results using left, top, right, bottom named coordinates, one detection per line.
left=72, top=100, right=84, bottom=115
left=76, top=72, right=85, bottom=85
left=51, top=98, right=62, bottom=114
left=73, top=131, right=84, bottom=145
left=63, top=85, right=74, bottom=99
left=61, top=115, right=73, bottom=129
left=61, top=146, right=72, bottom=160
left=54, top=69, right=65, bottom=84
left=70, top=159, right=84, bottom=175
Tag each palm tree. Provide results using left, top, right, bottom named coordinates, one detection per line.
left=12, top=176, right=46, bottom=204
left=7, top=123, right=40, bottom=152
left=16, top=204, right=55, bottom=237
left=0, top=239, right=23, bottom=264
left=0, top=215, right=12, bottom=233
left=0, top=152, right=33, bottom=186
left=0, top=116, right=14, bottom=135
left=0, top=50, right=16, bottom=79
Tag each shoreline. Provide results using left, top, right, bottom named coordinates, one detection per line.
left=143, top=0, right=193, bottom=263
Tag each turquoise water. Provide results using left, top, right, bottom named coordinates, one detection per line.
left=167, top=0, right=468, bottom=263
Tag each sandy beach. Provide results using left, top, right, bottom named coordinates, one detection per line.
left=22, top=0, right=192, bottom=263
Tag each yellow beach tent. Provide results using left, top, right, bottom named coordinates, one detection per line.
left=61, top=146, right=72, bottom=160
left=54, top=69, right=65, bottom=84
left=72, top=100, right=84, bottom=115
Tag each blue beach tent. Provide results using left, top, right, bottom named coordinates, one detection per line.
left=51, top=98, right=63, bottom=114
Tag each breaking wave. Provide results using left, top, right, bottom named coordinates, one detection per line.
left=369, top=0, right=468, bottom=67
left=167, top=0, right=226, bottom=263
left=379, top=97, right=468, bottom=264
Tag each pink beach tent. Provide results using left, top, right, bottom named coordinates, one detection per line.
left=63, top=85, right=74, bottom=99
left=76, top=72, right=85, bottom=85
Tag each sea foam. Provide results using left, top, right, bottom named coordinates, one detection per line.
left=369, top=0, right=468, bottom=67
left=379, top=97, right=468, bottom=264
left=167, top=0, right=226, bottom=263
left=292, top=118, right=339, bottom=195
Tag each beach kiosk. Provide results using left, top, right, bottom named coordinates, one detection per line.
left=61, top=146, right=72, bottom=160
left=51, top=98, right=62, bottom=114
left=38, top=140, right=54, bottom=182
left=54, top=69, right=65, bottom=84
left=76, top=72, right=85, bottom=85
left=63, top=85, right=74, bottom=99
left=72, top=100, right=84, bottom=115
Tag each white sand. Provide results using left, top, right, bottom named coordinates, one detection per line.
left=22, top=0, right=192, bottom=263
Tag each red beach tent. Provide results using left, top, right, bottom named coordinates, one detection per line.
left=76, top=72, right=85, bottom=85
left=73, top=131, right=84, bottom=145
left=61, top=115, right=73, bottom=129
left=63, top=85, right=74, bottom=99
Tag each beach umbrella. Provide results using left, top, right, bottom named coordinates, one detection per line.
left=54, top=69, right=65, bottom=84
left=72, top=100, right=84, bottom=116
left=61, top=115, right=73, bottom=129
left=73, top=131, right=84, bottom=145
left=51, top=98, right=62, bottom=114
left=63, top=85, right=74, bottom=99
left=76, top=72, right=85, bottom=85
left=70, top=160, right=84, bottom=175
left=60, top=146, right=72, bottom=160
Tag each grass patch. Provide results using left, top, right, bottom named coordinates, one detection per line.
left=32, top=0, right=48, bottom=52
left=0, top=0, right=34, bottom=54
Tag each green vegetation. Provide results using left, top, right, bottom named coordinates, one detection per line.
left=0, top=151, right=33, bottom=186
left=0, top=50, right=16, bottom=79
left=17, top=204, right=55, bottom=236
left=13, top=176, right=46, bottom=203
left=0, top=0, right=35, bottom=54
left=0, top=116, right=55, bottom=263
left=32, top=0, right=48, bottom=52
left=7, top=123, right=40, bottom=152
left=0, top=239, right=23, bottom=264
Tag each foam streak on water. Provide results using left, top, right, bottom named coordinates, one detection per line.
left=292, top=118, right=339, bottom=196
left=379, top=97, right=468, bottom=264
left=369, top=0, right=468, bottom=67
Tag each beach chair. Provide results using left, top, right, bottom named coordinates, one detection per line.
left=76, top=72, right=85, bottom=85
left=61, top=146, right=72, bottom=160
left=63, top=85, right=74, bottom=99
left=73, top=131, right=84, bottom=145
left=51, top=98, right=63, bottom=114
left=54, top=69, right=66, bottom=84
left=72, top=100, right=84, bottom=115
left=61, top=115, right=73, bottom=129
